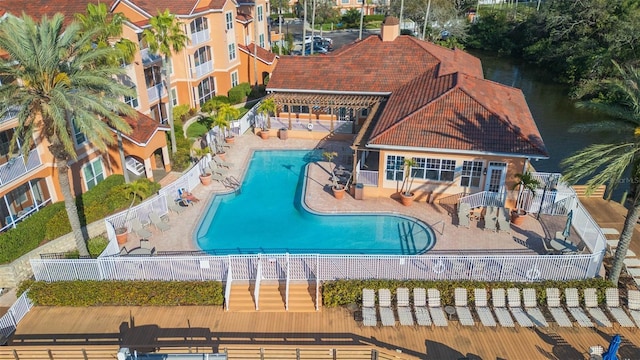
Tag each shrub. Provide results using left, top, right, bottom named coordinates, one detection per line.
left=20, top=280, right=224, bottom=306
left=172, top=104, right=192, bottom=124
left=63, top=235, right=110, bottom=258
left=169, top=122, right=193, bottom=171
left=227, top=83, right=252, bottom=104
left=187, top=122, right=209, bottom=138
left=364, top=14, right=385, bottom=22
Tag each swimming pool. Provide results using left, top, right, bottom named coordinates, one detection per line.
left=195, top=150, right=435, bottom=254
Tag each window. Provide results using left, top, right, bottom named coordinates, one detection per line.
left=460, top=160, right=483, bottom=188
left=259, top=34, right=265, bottom=48
left=144, top=66, right=162, bottom=88
left=257, top=6, right=263, bottom=22
left=197, top=77, right=216, bottom=105
left=231, top=71, right=239, bottom=87
left=193, top=46, right=212, bottom=66
left=413, top=157, right=455, bottom=182
left=385, top=155, right=405, bottom=181
left=190, top=17, right=208, bottom=33
left=225, top=12, right=234, bottom=30
left=83, top=158, right=105, bottom=190
left=72, top=121, right=87, bottom=145
left=124, top=87, right=139, bottom=108
left=150, top=103, right=167, bottom=124
left=228, top=43, right=236, bottom=61
left=341, top=0, right=349, bottom=4
left=357, top=0, right=363, bottom=3
left=171, top=88, right=178, bottom=106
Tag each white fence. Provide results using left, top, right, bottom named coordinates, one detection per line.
left=0, top=291, right=33, bottom=341
left=459, top=191, right=506, bottom=209
left=269, top=117, right=352, bottom=133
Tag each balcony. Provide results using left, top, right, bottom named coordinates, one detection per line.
left=140, top=48, right=162, bottom=66
left=0, top=148, right=42, bottom=186
left=0, top=106, right=19, bottom=126
left=146, top=83, right=165, bottom=103
left=191, top=29, right=210, bottom=46
left=192, top=60, right=213, bottom=79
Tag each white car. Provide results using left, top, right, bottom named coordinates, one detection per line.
left=304, top=35, right=332, bottom=45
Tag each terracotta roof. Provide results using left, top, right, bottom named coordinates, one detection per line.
left=121, top=111, right=169, bottom=145
left=0, top=0, right=111, bottom=23
left=124, top=0, right=227, bottom=16
left=383, top=16, right=399, bottom=25
left=238, top=43, right=277, bottom=65
left=236, top=13, right=253, bottom=23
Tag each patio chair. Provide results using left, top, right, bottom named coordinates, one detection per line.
left=149, top=212, right=171, bottom=233
left=361, top=289, right=377, bottom=327
left=427, top=288, right=448, bottom=327
left=506, top=288, right=534, bottom=328
left=454, top=288, right=475, bottom=326
left=565, top=288, right=593, bottom=327
left=140, top=239, right=151, bottom=250
left=211, top=173, right=227, bottom=183
left=583, top=288, right=612, bottom=327
left=130, top=218, right=152, bottom=239
left=457, top=202, right=471, bottom=228
left=166, top=195, right=186, bottom=214
left=378, top=289, right=396, bottom=326
left=396, top=287, right=414, bottom=326
left=491, top=288, right=515, bottom=327
left=473, top=288, right=496, bottom=327
left=522, top=288, right=548, bottom=327
left=484, top=206, right=497, bottom=232
left=546, top=288, right=573, bottom=328
left=213, top=156, right=234, bottom=169
left=627, top=290, right=640, bottom=327
left=497, top=207, right=512, bottom=234
left=413, top=288, right=432, bottom=326
left=604, top=288, right=635, bottom=328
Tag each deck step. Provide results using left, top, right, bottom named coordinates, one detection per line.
left=227, top=282, right=319, bottom=312
left=572, top=185, right=606, bottom=198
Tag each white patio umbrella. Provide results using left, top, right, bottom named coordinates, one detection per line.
left=562, top=210, right=573, bottom=239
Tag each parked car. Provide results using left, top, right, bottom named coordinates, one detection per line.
left=304, top=35, right=333, bottom=48
left=304, top=42, right=328, bottom=54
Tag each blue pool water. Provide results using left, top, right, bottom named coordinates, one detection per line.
left=195, top=150, right=435, bottom=254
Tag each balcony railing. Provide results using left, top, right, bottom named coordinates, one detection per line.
left=146, top=83, right=165, bottom=103
left=140, top=48, right=162, bottom=66
left=192, top=60, right=213, bottom=79
left=191, top=29, right=210, bottom=46
left=0, top=148, right=41, bottom=186
left=0, top=106, right=19, bottom=125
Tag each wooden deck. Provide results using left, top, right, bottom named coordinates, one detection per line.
left=7, top=305, right=640, bottom=359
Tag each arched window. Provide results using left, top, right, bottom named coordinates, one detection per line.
left=197, top=77, right=216, bottom=105
left=190, top=17, right=208, bottom=34
left=193, top=46, right=212, bottom=66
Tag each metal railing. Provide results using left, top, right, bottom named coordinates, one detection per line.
left=0, top=148, right=42, bottom=186
left=269, top=117, right=352, bottom=133
left=0, top=291, right=33, bottom=341
left=254, top=257, right=262, bottom=311
left=224, top=258, right=232, bottom=311
left=459, top=191, right=505, bottom=209
left=146, top=83, right=165, bottom=103
left=192, top=60, right=213, bottom=79
left=140, top=48, right=161, bottom=65
left=190, top=29, right=210, bottom=46
left=357, top=170, right=378, bottom=186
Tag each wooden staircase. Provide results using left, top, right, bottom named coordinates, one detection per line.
left=227, top=281, right=319, bottom=312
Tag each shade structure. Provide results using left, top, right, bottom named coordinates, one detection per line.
left=562, top=210, right=573, bottom=239
left=602, top=334, right=621, bottom=360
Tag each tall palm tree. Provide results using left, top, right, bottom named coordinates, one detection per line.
left=0, top=14, right=134, bottom=256
left=257, top=98, right=277, bottom=129
left=214, top=103, right=241, bottom=140
left=561, top=62, right=640, bottom=285
left=142, top=10, right=189, bottom=155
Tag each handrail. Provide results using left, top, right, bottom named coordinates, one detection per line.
left=224, top=257, right=233, bottom=311
left=459, top=191, right=505, bottom=209
left=315, top=254, right=320, bottom=311
left=285, top=253, right=290, bottom=311
left=254, top=256, right=262, bottom=311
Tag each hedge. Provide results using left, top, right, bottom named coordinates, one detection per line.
left=321, top=279, right=614, bottom=307
left=0, top=176, right=160, bottom=264
left=19, top=280, right=224, bottom=306
left=227, top=83, right=252, bottom=104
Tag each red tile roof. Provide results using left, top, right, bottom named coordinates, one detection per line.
left=0, top=0, right=110, bottom=23
left=267, top=34, right=547, bottom=158
left=238, top=43, right=277, bottom=65
left=236, top=13, right=253, bottom=23
left=122, top=111, right=169, bottom=145
left=124, top=0, right=227, bottom=16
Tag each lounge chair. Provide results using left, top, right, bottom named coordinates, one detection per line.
left=130, top=218, right=152, bottom=239
left=457, top=202, right=471, bottom=228
left=149, top=212, right=171, bottom=233
left=546, top=288, right=573, bottom=328
left=378, top=289, right=396, bottom=326
left=177, top=188, right=193, bottom=206
left=497, top=207, right=511, bottom=234
left=484, top=206, right=497, bottom=232
left=413, top=288, right=432, bottom=326
left=473, top=288, right=496, bottom=327
left=213, top=156, right=233, bottom=169
left=396, top=287, right=414, bottom=326
left=522, top=288, right=548, bottom=327
left=454, top=288, right=474, bottom=326
left=627, top=290, right=640, bottom=327
left=583, top=288, right=612, bottom=327
left=604, top=288, right=635, bottom=328
left=207, top=160, right=226, bottom=175
left=361, top=289, right=377, bottom=327
left=506, top=288, right=534, bottom=327
left=166, top=195, right=186, bottom=214
left=491, top=288, right=515, bottom=327
left=565, top=288, right=593, bottom=327
left=427, top=288, right=448, bottom=327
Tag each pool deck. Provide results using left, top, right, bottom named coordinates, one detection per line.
left=120, top=134, right=572, bottom=256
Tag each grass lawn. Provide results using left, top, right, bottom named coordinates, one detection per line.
left=187, top=122, right=209, bottom=138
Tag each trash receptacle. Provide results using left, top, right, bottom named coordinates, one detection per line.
left=279, top=127, right=288, bottom=140
left=354, top=183, right=364, bottom=200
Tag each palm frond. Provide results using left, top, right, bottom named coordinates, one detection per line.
left=568, top=121, right=636, bottom=134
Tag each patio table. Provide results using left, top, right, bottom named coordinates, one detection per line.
left=549, top=239, right=578, bottom=252
left=127, top=247, right=152, bottom=256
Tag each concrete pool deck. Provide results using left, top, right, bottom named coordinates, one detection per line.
left=119, top=133, right=572, bottom=256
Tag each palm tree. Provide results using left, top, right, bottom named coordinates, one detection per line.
left=512, top=171, right=541, bottom=216
left=142, top=10, right=189, bottom=155
left=401, top=158, right=418, bottom=197
left=257, top=98, right=277, bottom=130
left=214, top=103, right=241, bottom=141
left=561, top=62, right=640, bottom=285
left=0, top=14, right=134, bottom=256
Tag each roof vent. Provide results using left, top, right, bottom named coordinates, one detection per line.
left=381, top=16, right=400, bottom=42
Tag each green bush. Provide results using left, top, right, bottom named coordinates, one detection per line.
left=364, top=15, right=385, bottom=22
left=228, top=83, right=252, bottom=104
left=64, top=235, right=110, bottom=258
left=20, top=280, right=224, bottom=306
left=172, top=104, right=192, bottom=124
left=169, top=122, right=193, bottom=171
left=187, top=122, right=209, bottom=138
left=321, top=278, right=612, bottom=307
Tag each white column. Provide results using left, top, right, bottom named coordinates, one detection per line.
left=144, top=157, right=153, bottom=179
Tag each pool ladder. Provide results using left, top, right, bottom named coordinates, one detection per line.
left=223, top=175, right=241, bottom=194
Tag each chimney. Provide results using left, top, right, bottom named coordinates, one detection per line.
left=380, top=16, right=400, bottom=42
